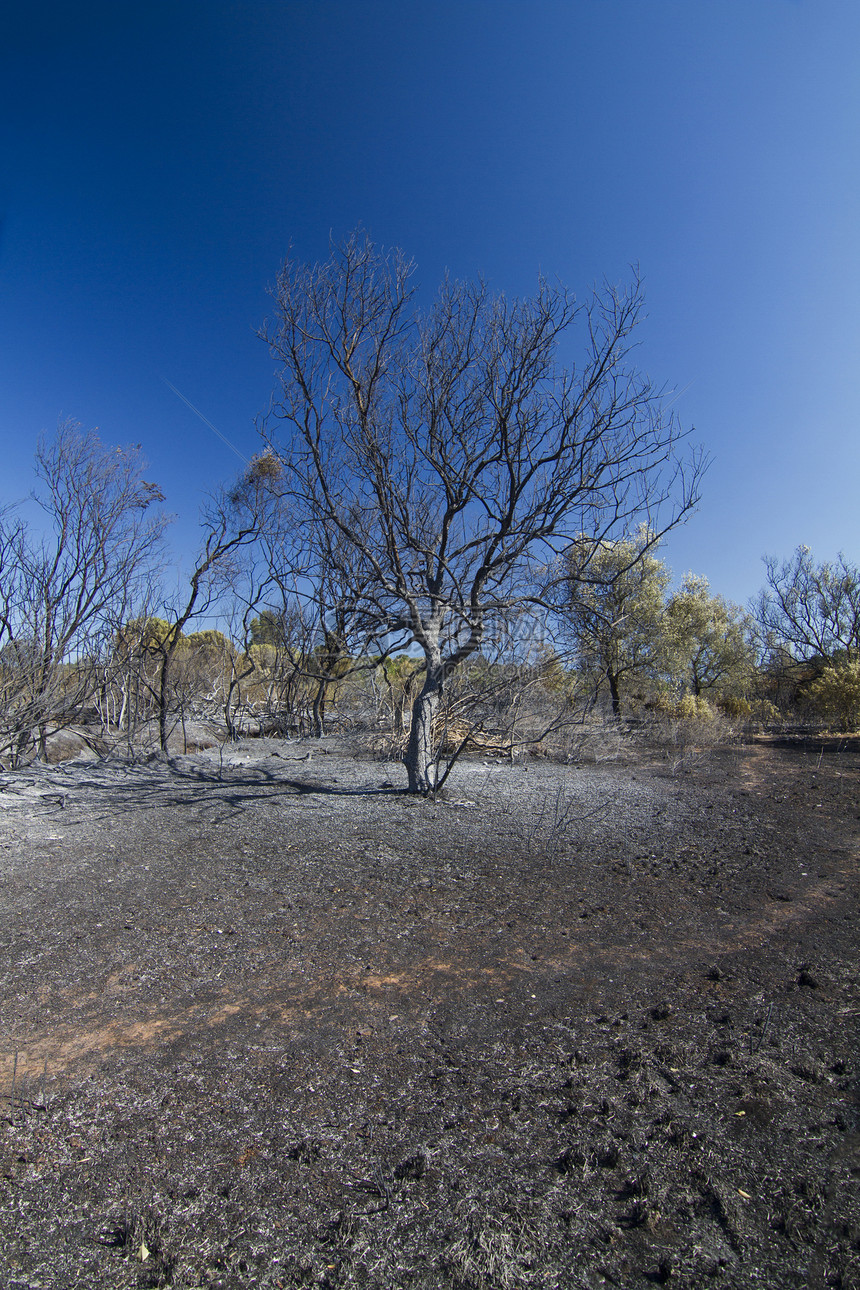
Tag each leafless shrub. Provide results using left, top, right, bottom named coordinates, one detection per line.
left=638, top=705, right=738, bottom=775
left=0, top=424, right=168, bottom=767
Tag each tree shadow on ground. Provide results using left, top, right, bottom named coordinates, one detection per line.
left=37, top=755, right=411, bottom=826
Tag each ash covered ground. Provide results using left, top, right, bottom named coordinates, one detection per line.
left=0, top=735, right=858, bottom=1288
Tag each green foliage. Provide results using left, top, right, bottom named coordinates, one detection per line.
left=307, top=637, right=353, bottom=680
left=120, top=617, right=187, bottom=652
left=673, top=693, right=716, bottom=721
left=381, top=654, right=424, bottom=682
left=664, top=575, right=754, bottom=700
left=562, top=527, right=670, bottom=716
left=719, top=694, right=752, bottom=719
left=748, top=697, right=781, bottom=725
left=379, top=654, right=425, bottom=730
left=535, top=648, right=570, bottom=695
left=379, top=654, right=425, bottom=698
left=806, top=662, right=860, bottom=730
left=249, top=610, right=284, bottom=646
left=185, top=629, right=231, bottom=652
left=247, top=642, right=278, bottom=672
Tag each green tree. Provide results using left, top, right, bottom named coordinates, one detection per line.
left=665, top=575, right=755, bottom=701
left=806, top=662, right=860, bottom=730
left=249, top=610, right=284, bottom=646
left=117, top=617, right=183, bottom=655
left=379, top=654, right=425, bottom=735
left=185, top=629, right=231, bottom=652
left=559, top=529, right=670, bottom=719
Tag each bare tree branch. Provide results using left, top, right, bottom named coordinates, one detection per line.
left=261, top=232, right=705, bottom=791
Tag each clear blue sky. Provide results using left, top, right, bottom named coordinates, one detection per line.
left=2, top=1, right=858, bottom=606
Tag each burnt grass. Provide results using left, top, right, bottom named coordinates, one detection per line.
left=0, top=734, right=858, bottom=1289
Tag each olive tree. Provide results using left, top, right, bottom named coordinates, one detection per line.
left=557, top=528, right=670, bottom=719
left=806, top=661, right=860, bottom=730
left=261, top=232, right=704, bottom=792
left=665, top=575, right=755, bottom=701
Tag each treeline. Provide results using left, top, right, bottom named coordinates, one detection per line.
left=554, top=526, right=860, bottom=729
left=4, top=236, right=859, bottom=783
left=0, top=424, right=367, bottom=765
left=1, top=423, right=858, bottom=771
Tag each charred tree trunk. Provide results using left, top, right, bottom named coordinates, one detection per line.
left=311, top=680, right=327, bottom=738
left=404, top=658, right=444, bottom=794
left=157, top=646, right=172, bottom=752
left=608, top=670, right=622, bottom=721
left=157, top=636, right=183, bottom=753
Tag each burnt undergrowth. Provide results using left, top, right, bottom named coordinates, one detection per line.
left=0, top=737, right=858, bottom=1288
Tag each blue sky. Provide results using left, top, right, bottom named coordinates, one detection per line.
left=2, top=0, right=858, bottom=606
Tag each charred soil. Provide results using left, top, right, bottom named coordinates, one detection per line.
left=0, top=735, right=858, bottom=1288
